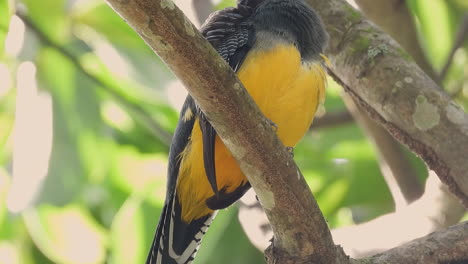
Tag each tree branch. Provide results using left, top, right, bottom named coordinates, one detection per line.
left=103, top=0, right=347, bottom=263
left=310, top=110, right=354, bottom=129
left=367, top=221, right=468, bottom=264
left=308, top=0, right=468, bottom=207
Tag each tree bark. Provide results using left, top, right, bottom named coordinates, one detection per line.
left=354, top=0, right=438, bottom=81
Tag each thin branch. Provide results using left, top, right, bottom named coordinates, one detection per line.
left=367, top=221, right=468, bottom=264
left=310, top=110, right=354, bottom=129
left=308, top=0, right=468, bottom=207
left=17, top=12, right=173, bottom=147
left=449, top=77, right=468, bottom=98
left=103, top=0, right=347, bottom=263
left=439, top=14, right=468, bottom=82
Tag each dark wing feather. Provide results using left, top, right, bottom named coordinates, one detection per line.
left=147, top=2, right=260, bottom=263
left=166, top=96, right=197, bottom=197
left=198, top=2, right=256, bottom=195
left=147, top=97, right=197, bottom=264
left=201, top=3, right=256, bottom=69
left=198, top=115, right=218, bottom=197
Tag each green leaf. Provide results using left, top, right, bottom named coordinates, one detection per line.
left=215, top=0, right=236, bottom=10
left=0, top=0, right=12, bottom=54
left=21, top=0, right=69, bottom=44
left=408, top=0, right=455, bottom=68
left=0, top=91, right=14, bottom=164
left=110, top=196, right=162, bottom=264
left=0, top=168, right=9, bottom=235
left=194, top=208, right=264, bottom=264
left=72, top=3, right=150, bottom=53
left=23, top=204, right=107, bottom=264
left=298, top=124, right=393, bottom=222
left=35, top=48, right=85, bottom=205
left=111, top=147, right=168, bottom=201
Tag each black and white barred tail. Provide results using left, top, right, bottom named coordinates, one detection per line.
left=146, top=194, right=217, bottom=264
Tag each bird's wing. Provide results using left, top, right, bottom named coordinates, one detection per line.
left=198, top=1, right=257, bottom=195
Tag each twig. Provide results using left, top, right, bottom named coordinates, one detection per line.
left=439, top=14, right=468, bottom=82
left=449, top=78, right=467, bottom=98
left=17, top=12, right=173, bottom=147
left=310, top=110, right=354, bottom=129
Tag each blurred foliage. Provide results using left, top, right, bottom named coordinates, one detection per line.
left=0, top=0, right=467, bottom=263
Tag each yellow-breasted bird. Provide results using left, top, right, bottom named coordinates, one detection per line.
left=146, top=0, right=328, bottom=263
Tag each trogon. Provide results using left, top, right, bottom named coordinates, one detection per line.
left=146, top=0, right=328, bottom=263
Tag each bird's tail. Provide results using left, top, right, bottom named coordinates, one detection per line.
left=146, top=194, right=216, bottom=264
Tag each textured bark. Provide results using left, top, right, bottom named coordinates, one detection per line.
left=307, top=0, right=468, bottom=207
left=354, top=0, right=438, bottom=81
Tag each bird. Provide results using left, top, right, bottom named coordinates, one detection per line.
left=146, top=0, right=328, bottom=263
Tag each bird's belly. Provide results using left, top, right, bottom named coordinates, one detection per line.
left=177, top=44, right=325, bottom=222
left=238, top=44, right=325, bottom=146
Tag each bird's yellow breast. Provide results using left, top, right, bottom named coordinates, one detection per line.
left=176, top=44, right=326, bottom=222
